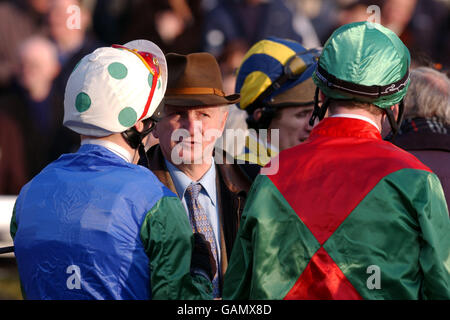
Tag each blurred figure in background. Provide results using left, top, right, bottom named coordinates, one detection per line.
left=384, top=0, right=449, bottom=70
left=112, top=0, right=204, bottom=54
left=292, top=0, right=339, bottom=46
left=0, top=36, right=61, bottom=181
left=0, top=0, right=49, bottom=89
left=391, top=67, right=450, bottom=208
left=91, top=0, right=130, bottom=45
left=217, top=40, right=249, bottom=96
left=48, top=0, right=97, bottom=66
left=18, top=37, right=60, bottom=111
left=333, top=0, right=450, bottom=70
left=381, top=0, right=417, bottom=36
left=215, top=40, right=249, bottom=157
left=18, top=36, right=61, bottom=179
left=50, top=0, right=103, bottom=88
left=50, top=0, right=103, bottom=163
left=202, top=0, right=319, bottom=57
left=0, top=111, right=27, bottom=194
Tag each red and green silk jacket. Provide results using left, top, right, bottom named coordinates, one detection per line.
left=223, top=117, right=450, bottom=300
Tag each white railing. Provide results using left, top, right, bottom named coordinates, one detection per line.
left=0, top=195, right=17, bottom=258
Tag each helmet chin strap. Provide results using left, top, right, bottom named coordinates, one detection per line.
left=137, top=143, right=149, bottom=168
left=121, top=120, right=156, bottom=167
left=309, top=87, right=330, bottom=126
left=309, top=86, right=406, bottom=142
left=384, top=99, right=405, bottom=142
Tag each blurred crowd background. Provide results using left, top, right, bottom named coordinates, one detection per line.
left=0, top=0, right=449, bottom=195
left=0, top=0, right=449, bottom=300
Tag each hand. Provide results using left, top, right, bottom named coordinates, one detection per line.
left=191, top=233, right=217, bottom=282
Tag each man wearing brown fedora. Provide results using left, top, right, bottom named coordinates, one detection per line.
left=142, top=52, right=258, bottom=298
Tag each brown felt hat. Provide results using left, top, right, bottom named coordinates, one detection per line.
left=164, top=52, right=240, bottom=107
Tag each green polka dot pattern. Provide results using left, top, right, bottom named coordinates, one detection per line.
left=118, top=107, right=137, bottom=127
left=75, top=92, right=91, bottom=112
left=108, top=62, right=128, bottom=79
left=148, top=73, right=153, bottom=87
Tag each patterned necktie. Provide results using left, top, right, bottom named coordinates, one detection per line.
left=185, top=183, right=220, bottom=298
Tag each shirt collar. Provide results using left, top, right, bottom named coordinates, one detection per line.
left=165, top=158, right=217, bottom=207
left=310, top=117, right=382, bottom=141
left=331, top=113, right=380, bottom=131
left=81, top=138, right=134, bottom=163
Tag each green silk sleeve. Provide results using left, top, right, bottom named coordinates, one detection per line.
left=223, top=169, right=450, bottom=300
left=416, top=173, right=450, bottom=299
left=321, top=169, right=450, bottom=300
left=140, top=196, right=212, bottom=300
left=223, top=175, right=318, bottom=300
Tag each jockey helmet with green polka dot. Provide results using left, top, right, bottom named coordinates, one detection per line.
left=63, top=40, right=167, bottom=140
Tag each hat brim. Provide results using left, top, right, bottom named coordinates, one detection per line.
left=269, top=77, right=316, bottom=106
left=164, top=93, right=240, bottom=107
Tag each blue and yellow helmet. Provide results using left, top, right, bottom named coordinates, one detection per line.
left=235, top=37, right=319, bottom=113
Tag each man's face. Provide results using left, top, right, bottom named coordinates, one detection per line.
left=269, top=105, right=315, bottom=151
left=154, top=104, right=228, bottom=165
left=18, top=41, right=59, bottom=92
left=48, top=0, right=86, bottom=42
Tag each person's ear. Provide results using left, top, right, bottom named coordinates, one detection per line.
left=252, top=108, right=263, bottom=122
left=392, top=104, right=399, bottom=121
left=152, top=122, right=160, bottom=139
left=319, top=90, right=326, bottom=103
left=134, top=120, right=144, bottom=133
left=382, top=104, right=399, bottom=124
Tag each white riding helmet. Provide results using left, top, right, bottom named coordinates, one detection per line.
left=63, top=39, right=167, bottom=137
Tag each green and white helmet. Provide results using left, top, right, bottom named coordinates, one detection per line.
left=63, top=40, right=167, bottom=137
left=313, top=21, right=410, bottom=110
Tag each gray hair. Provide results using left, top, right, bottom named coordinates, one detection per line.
left=404, top=67, right=450, bottom=125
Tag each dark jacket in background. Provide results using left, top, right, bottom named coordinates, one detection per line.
left=393, top=117, right=450, bottom=209
left=0, top=82, right=62, bottom=181
left=92, top=0, right=204, bottom=54
left=203, top=0, right=303, bottom=56
left=0, top=110, right=27, bottom=194
left=0, top=0, right=48, bottom=88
